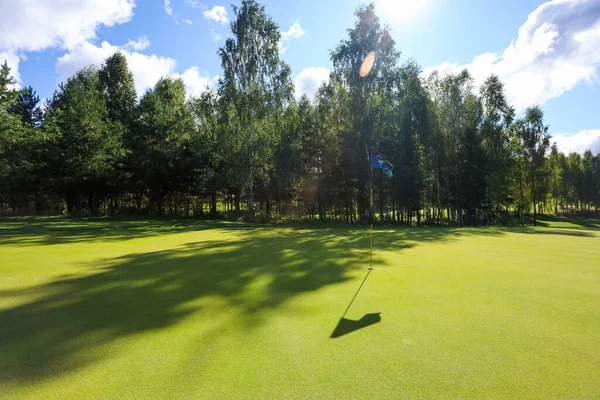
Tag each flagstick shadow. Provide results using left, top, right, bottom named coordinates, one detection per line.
left=330, top=269, right=381, bottom=339
left=330, top=312, right=382, bottom=338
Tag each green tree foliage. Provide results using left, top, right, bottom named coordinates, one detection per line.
left=51, top=67, right=124, bottom=212
left=479, top=75, right=514, bottom=220
left=1, top=1, right=598, bottom=223
left=0, top=63, right=30, bottom=210
left=218, top=0, right=293, bottom=213
left=188, top=89, right=223, bottom=216
left=99, top=52, right=137, bottom=124
left=98, top=52, right=137, bottom=210
left=127, top=77, right=195, bottom=214
left=0, top=62, right=17, bottom=112
left=9, top=86, right=43, bottom=127
left=519, top=106, right=551, bottom=225
left=330, top=3, right=400, bottom=221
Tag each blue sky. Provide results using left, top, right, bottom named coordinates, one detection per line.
left=1, top=0, right=599, bottom=153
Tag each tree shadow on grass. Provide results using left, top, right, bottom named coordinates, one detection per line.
left=1, top=216, right=594, bottom=247
left=531, top=215, right=600, bottom=230
left=509, top=227, right=596, bottom=237
left=0, top=220, right=592, bottom=384
left=0, top=217, right=253, bottom=246
left=0, top=227, right=378, bottom=383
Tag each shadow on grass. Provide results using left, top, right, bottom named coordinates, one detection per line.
left=330, top=268, right=380, bottom=339
left=0, top=217, right=254, bottom=246
left=531, top=215, right=600, bottom=230
left=1, top=215, right=595, bottom=247
left=330, top=313, right=382, bottom=338
left=0, top=226, right=384, bottom=383
left=506, top=227, right=596, bottom=237
left=0, top=219, right=594, bottom=384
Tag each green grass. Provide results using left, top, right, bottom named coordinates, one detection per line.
left=1, top=217, right=599, bottom=399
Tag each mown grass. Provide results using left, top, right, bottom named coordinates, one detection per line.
left=0, top=217, right=598, bottom=399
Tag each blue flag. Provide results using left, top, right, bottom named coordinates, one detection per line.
left=370, top=147, right=393, bottom=178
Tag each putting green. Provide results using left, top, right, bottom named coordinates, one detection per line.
left=1, top=218, right=599, bottom=399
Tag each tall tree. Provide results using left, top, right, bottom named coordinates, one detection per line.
left=548, top=144, right=562, bottom=214
left=330, top=3, right=400, bottom=221
left=218, top=0, right=293, bottom=214
left=127, top=77, right=195, bottom=214
left=430, top=69, right=477, bottom=224
left=51, top=67, right=123, bottom=212
left=188, top=89, right=223, bottom=216
left=99, top=52, right=137, bottom=124
left=99, top=52, right=137, bottom=210
left=592, top=154, right=600, bottom=212
left=581, top=150, right=595, bottom=211
left=0, top=62, right=22, bottom=210
left=0, top=62, right=17, bottom=112
left=479, top=75, right=514, bottom=221
left=517, top=106, right=550, bottom=226
left=565, top=152, right=583, bottom=212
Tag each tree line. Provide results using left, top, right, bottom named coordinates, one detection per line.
left=1, top=1, right=599, bottom=225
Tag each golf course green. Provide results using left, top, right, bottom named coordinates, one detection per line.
left=1, top=218, right=599, bottom=399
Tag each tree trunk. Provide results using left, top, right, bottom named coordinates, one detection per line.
left=319, top=199, right=324, bottom=221
left=379, top=188, right=384, bottom=223
left=345, top=197, right=350, bottom=223
left=518, top=164, right=524, bottom=226
left=247, top=112, right=255, bottom=216
left=210, top=190, right=217, bottom=218
left=436, top=163, right=441, bottom=226
left=34, top=191, right=43, bottom=214
left=533, top=195, right=537, bottom=226
left=66, top=190, right=75, bottom=214
left=88, top=191, right=96, bottom=213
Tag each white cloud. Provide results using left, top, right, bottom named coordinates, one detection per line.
left=124, top=35, right=150, bottom=51
left=0, top=0, right=135, bottom=52
left=173, top=67, right=214, bottom=98
left=553, top=130, right=600, bottom=155
left=279, top=19, right=307, bottom=54
left=185, top=0, right=201, bottom=8
left=57, top=41, right=175, bottom=95
left=422, top=0, right=600, bottom=113
left=163, top=0, right=182, bottom=24
left=293, top=67, right=330, bottom=101
left=0, top=51, right=21, bottom=88
left=164, top=0, right=173, bottom=16
left=0, top=0, right=135, bottom=88
left=127, top=54, right=178, bottom=97
left=56, top=41, right=216, bottom=98
left=203, top=6, right=228, bottom=23
left=182, top=19, right=193, bottom=25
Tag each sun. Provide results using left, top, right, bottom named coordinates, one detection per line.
left=376, top=0, right=432, bottom=26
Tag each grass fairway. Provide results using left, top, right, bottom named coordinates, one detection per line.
left=1, top=218, right=599, bottom=399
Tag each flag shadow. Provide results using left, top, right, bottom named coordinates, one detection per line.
left=330, top=268, right=381, bottom=339
left=330, top=312, right=381, bottom=338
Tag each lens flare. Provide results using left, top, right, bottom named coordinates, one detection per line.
left=359, top=51, right=376, bottom=78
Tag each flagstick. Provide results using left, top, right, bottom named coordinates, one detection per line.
left=369, top=186, right=374, bottom=271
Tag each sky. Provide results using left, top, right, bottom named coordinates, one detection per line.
left=1, top=0, right=599, bottom=154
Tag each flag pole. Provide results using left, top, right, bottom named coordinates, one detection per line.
left=369, top=147, right=374, bottom=271
left=369, top=185, right=374, bottom=271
